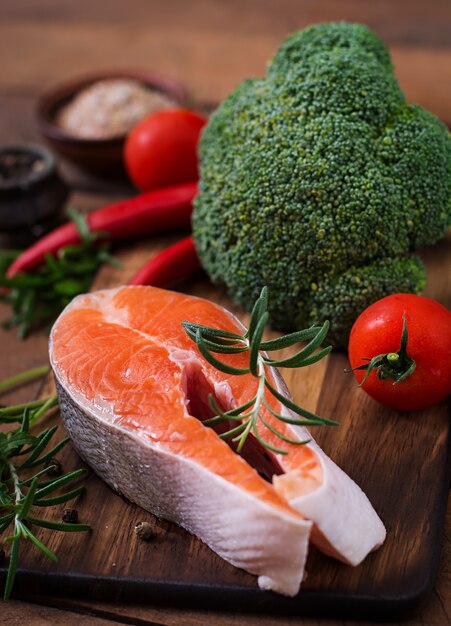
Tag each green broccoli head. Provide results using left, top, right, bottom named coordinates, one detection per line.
left=193, top=22, right=451, bottom=347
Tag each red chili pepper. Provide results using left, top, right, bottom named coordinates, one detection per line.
left=6, top=181, right=198, bottom=278
left=128, top=236, right=200, bottom=287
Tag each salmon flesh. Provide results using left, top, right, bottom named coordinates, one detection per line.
left=49, top=286, right=386, bottom=596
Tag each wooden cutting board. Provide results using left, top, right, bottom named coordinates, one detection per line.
left=0, top=232, right=450, bottom=621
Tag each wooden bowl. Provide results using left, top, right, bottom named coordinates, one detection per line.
left=36, top=70, right=188, bottom=178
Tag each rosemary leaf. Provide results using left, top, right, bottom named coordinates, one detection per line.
left=247, top=286, right=268, bottom=342
left=0, top=434, right=37, bottom=457
left=196, top=330, right=250, bottom=376
left=201, top=415, right=227, bottom=427
left=249, top=311, right=268, bottom=376
left=18, top=478, right=39, bottom=519
left=19, top=408, right=30, bottom=435
left=34, top=485, right=85, bottom=507
left=0, top=516, right=14, bottom=534
left=18, top=426, right=59, bottom=470
left=263, top=320, right=330, bottom=367
left=259, top=412, right=311, bottom=446
left=233, top=419, right=254, bottom=452
left=24, top=436, right=70, bottom=469
left=34, top=469, right=87, bottom=499
left=182, top=321, right=243, bottom=340
left=67, top=207, right=91, bottom=241
left=218, top=421, right=248, bottom=440
left=26, top=516, right=90, bottom=532
left=296, top=345, right=333, bottom=367
left=19, top=522, right=57, bottom=561
left=259, top=326, right=321, bottom=351
left=207, top=394, right=256, bottom=419
left=19, top=466, right=55, bottom=486
left=262, top=397, right=325, bottom=427
left=251, top=425, right=289, bottom=456
left=3, top=533, right=20, bottom=600
left=0, top=513, right=14, bottom=526
left=265, top=378, right=339, bottom=426
left=31, top=396, right=58, bottom=422
left=192, top=337, right=248, bottom=355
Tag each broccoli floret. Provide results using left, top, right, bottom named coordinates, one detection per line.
left=304, top=256, right=427, bottom=347
left=193, top=22, right=451, bottom=347
left=268, top=21, right=394, bottom=75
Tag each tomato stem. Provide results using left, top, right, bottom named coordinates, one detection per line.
left=350, top=315, right=416, bottom=386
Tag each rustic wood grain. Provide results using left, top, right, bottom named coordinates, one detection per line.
left=2, top=0, right=451, bottom=47
left=1, top=1, right=451, bottom=624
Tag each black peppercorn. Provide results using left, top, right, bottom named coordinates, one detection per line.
left=45, top=458, right=63, bottom=476
left=62, top=508, right=78, bottom=524
left=134, top=521, right=154, bottom=541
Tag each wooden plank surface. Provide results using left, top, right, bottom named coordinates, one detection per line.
left=1, top=1, right=451, bottom=624
left=2, top=31, right=451, bottom=125
left=1, top=235, right=450, bottom=620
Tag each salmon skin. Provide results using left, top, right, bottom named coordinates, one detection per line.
left=49, top=286, right=385, bottom=596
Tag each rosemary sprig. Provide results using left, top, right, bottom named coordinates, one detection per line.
left=182, top=287, right=338, bottom=455
left=0, top=366, right=90, bottom=600
left=0, top=209, right=121, bottom=339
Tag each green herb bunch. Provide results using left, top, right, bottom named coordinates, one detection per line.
left=0, top=210, right=120, bottom=339
left=182, top=287, right=338, bottom=455
left=0, top=367, right=89, bottom=600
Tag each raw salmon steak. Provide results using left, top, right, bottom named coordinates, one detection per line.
left=49, top=286, right=385, bottom=596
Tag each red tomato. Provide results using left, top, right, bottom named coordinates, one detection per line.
left=124, top=108, right=206, bottom=191
left=348, top=294, right=451, bottom=411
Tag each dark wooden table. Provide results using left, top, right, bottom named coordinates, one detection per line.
left=1, top=1, right=450, bottom=624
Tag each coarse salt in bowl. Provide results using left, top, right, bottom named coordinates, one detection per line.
left=36, top=70, right=188, bottom=178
